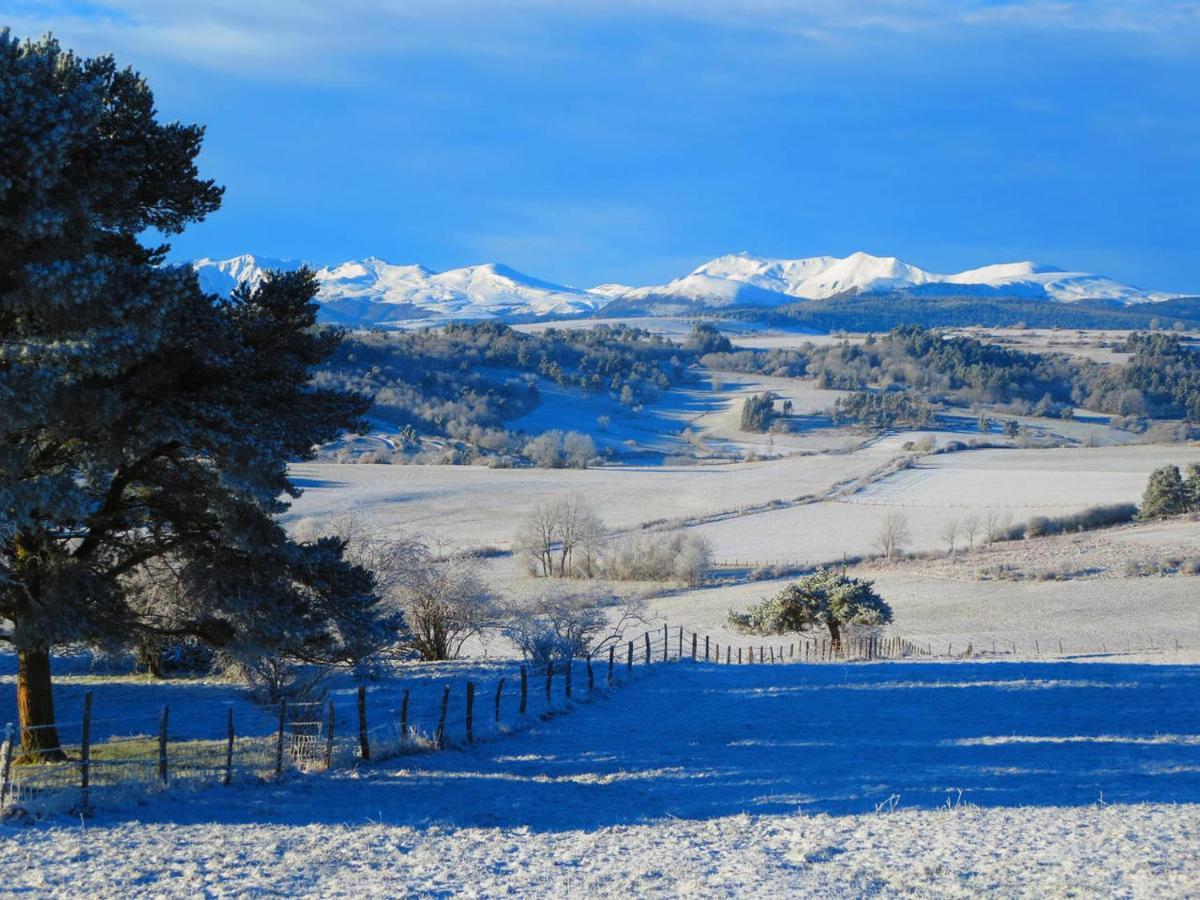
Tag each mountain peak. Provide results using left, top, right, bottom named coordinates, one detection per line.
left=192, top=250, right=1185, bottom=328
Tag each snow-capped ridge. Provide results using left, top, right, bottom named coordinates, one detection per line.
left=193, top=250, right=1187, bottom=328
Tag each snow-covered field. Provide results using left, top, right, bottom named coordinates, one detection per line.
left=689, top=444, right=1200, bottom=563
left=13, top=374, right=1200, bottom=893
left=5, top=661, right=1199, bottom=896
left=640, top=570, right=1200, bottom=662
left=284, top=446, right=894, bottom=546
left=288, top=442, right=1200, bottom=566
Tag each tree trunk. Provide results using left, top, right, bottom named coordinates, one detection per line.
left=17, top=647, right=67, bottom=762
left=826, top=620, right=841, bottom=658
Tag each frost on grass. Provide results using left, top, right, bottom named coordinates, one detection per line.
left=3, top=661, right=1198, bottom=896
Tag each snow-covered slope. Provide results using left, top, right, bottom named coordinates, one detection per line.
left=193, top=254, right=303, bottom=296
left=193, top=251, right=1186, bottom=328
left=608, top=251, right=1183, bottom=309
left=194, top=255, right=604, bottom=326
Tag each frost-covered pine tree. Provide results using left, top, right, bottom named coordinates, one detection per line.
left=727, top=568, right=892, bottom=651
left=0, top=32, right=390, bottom=758
left=1139, top=465, right=1190, bottom=520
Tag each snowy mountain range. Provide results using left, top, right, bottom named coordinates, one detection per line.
left=193, top=251, right=1187, bottom=328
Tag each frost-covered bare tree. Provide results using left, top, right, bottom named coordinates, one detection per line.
left=525, top=430, right=596, bottom=469
left=598, top=530, right=712, bottom=586
left=525, top=430, right=565, bottom=468
left=562, top=431, right=597, bottom=468
left=396, top=545, right=500, bottom=661
left=296, top=516, right=496, bottom=662
left=501, top=585, right=644, bottom=666
left=873, top=512, right=911, bottom=560
left=515, top=495, right=606, bottom=577
left=962, top=514, right=981, bottom=551
left=940, top=519, right=960, bottom=556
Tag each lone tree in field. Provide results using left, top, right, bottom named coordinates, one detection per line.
left=873, top=511, right=911, bottom=560
left=0, top=33, right=390, bottom=759
left=1139, top=464, right=1197, bottom=520
left=727, top=568, right=893, bottom=652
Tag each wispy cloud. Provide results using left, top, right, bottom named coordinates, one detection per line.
left=9, top=0, right=1198, bottom=81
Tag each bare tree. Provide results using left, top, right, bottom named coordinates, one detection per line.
left=873, top=511, right=911, bottom=561
left=563, top=431, right=597, bottom=469
left=962, top=514, right=981, bottom=551
left=399, top=548, right=500, bottom=660
left=598, top=530, right=712, bottom=586
left=525, top=430, right=565, bottom=468
left=983, top=511, right=1001, bottom=546
left=296, top=516, right=496, bottom=661
left=940, top=519, right=961, bottom=556
left=515, top=495, right=606, bottom=578
left=502, top=585, right=645, bottom=666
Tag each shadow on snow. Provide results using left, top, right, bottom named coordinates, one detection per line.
left=96, top=660, right=1200, bottom=830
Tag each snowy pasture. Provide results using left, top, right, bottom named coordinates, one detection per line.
left=639, top=571, right=1200, bottom=663
left=3, top=661, right=1199, bottom=895
left=284, top=446, right=895, bottom=547
left=689, top=444, right=1200, bottom=564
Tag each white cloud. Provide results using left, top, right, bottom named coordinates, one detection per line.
left=9, top=0, right=1197, bottom=81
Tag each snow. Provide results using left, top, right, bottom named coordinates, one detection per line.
left=602, top=251, right=1184, bottom=310
left=190, top=250, right=1187, bottom=330
left=4, top=661, right=1199, bottom=895
left=192, top=254, right=604, bottom=328
left=640, top=568, right=1200, bottom=662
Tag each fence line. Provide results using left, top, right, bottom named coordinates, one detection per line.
left=0, top=625, right=1182, bottom=819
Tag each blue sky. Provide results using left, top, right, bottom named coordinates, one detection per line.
left=9, top=1, right=1200, bottom=291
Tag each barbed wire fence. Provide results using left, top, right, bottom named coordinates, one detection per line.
left=0, top=623, right=1184, bottom=820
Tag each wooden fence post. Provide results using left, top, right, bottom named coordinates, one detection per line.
left=565, top=660, right=573, bottom=700
left=519, top=666, right=528, bottom=716
left=586, top=655, right=594, bottom=692
left=79, top=691, right=93, bottom=815
left=738, top=647, right=742, bottom=664
left=545, top=665, right=553, bottom=705
left=436, top=685, right=451, bottom=749
left=495, top=678, right=505, bottom=725
left=725, top=646, right=730, bottom=664
left=357, top=686, right=370, bottom=762
left=159, top=704, right=170, bottom=786
left=692, top=633, right=697, bottom=660
left=224, top=710, right=232, bottom=787
left=627, top=641, right=633, bottom=674
left=324, top=700, right=335, bottom=770
left=608, top=646, right=615, bottom=685
left=466, top=681, right=475, bottom=743
left=274, top=700, right=286, bottom=780
left=678, top=626, right=683, bottom=659
left=401, top=688, right=410, bottom=743
left=664, top=625, right=669, bottom=662
left=1, top=722, right=15, bottom=806
left=644, top=632, right=651, bottom=665
left=705, top=636, right=710, bottom=661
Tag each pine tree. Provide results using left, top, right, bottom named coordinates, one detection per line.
left=1139, top=465, right=1191, bottom=520
left=1184, top=463, right=1200, bottom=510
left=727, top=568, right=892, bottom=651
left=0, top=32, right=389, bottom=759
